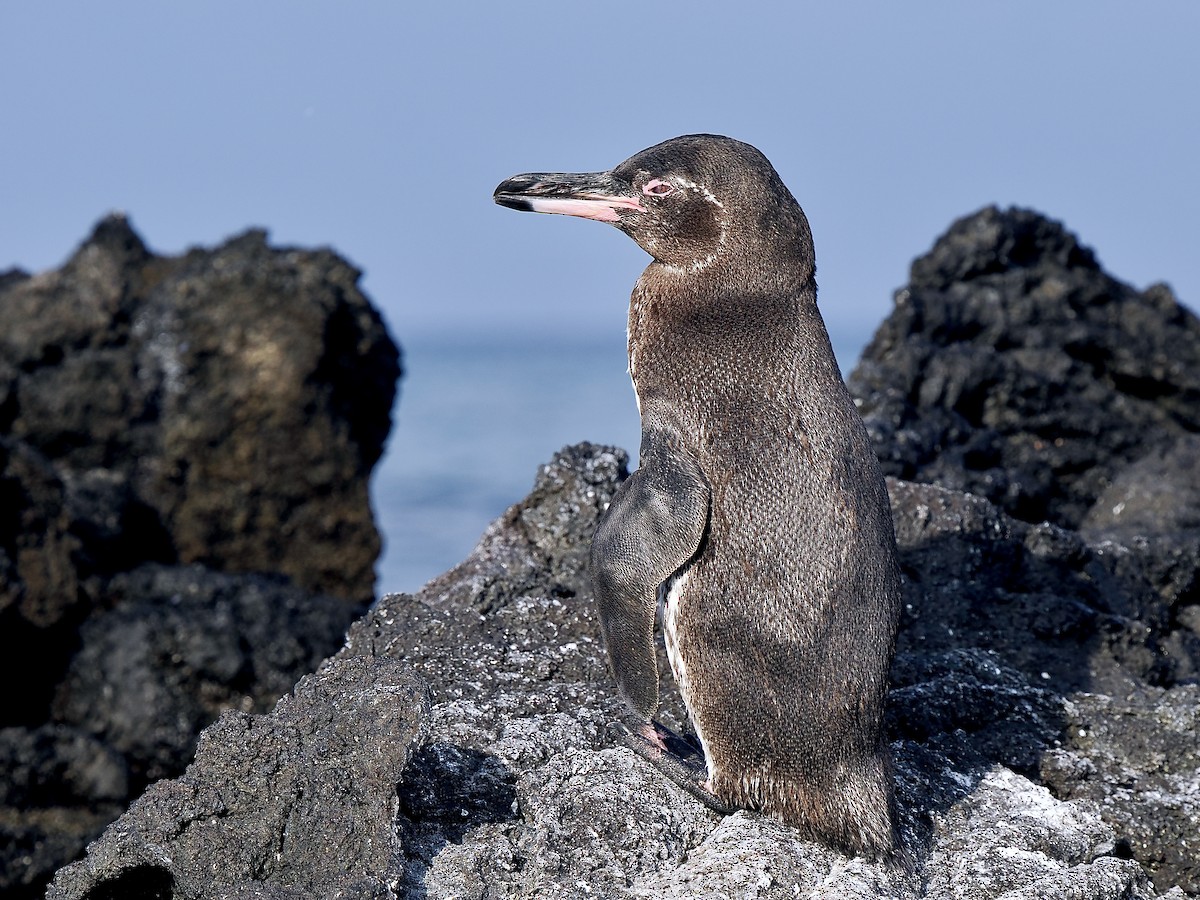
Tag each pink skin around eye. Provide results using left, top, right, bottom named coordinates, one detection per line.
left=643, top=179, right=674, bottom=196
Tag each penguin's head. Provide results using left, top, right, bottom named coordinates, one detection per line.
left=494, top=134, right=813, bottom=277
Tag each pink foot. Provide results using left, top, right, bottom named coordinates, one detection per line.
left=638, top=721, right=669, bottom=752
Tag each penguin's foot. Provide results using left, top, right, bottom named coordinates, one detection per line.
left=614, top=720, right=737, bottom=815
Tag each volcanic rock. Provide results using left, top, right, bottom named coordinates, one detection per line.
left=847, top=206, right=1200, bottom=530
left=45, top=443, right=1198, bottom=898
left=39, top=208, right=1200, bottom=898
left=0, top=217, right=398, bottom=898
left=0, top=214, right=399, bottom=601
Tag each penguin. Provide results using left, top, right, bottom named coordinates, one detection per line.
left=494, top=134, right=902, bottom=858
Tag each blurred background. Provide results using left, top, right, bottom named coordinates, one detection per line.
left=3, top=2, right=1197, bottom=595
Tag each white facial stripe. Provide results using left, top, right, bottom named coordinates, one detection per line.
left=674, top=176, right=725, bottom=208
left=526, top=195, right=644, bottom=223
left=659, top=176, right=729, bottom=274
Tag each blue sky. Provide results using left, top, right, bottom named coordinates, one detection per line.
left=3, top=3, right=1198, bottom=593
left=4, top=3, right=1197, bottom=342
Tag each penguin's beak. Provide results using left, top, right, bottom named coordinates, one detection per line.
left=493, top=171, right=645, bottom=224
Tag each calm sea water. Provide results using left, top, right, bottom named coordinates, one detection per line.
left=371, top=331, right=868, bottom=596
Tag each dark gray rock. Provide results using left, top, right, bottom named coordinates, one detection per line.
left=0, top=438, right=83, bottom=728
left=0, top=213, right=400, bottom=601
left=46, top=445, right=1191, bottom=899
left=0, top=726, right=127, bottom=899
left=1042, top=686, right=1200, bottom=895
left=0, top=726, right=128, bottom=809
left=0, top=268, right=29, bottom=294
left=45, top=656, right=429, bottom=900
left=0, top=437, right=81, bottom=633
left=0, top=217, right=401, bottom=898
left=50, top=563, right=364, bottom=790
left=1081, top=434, right=1200, bottom=539
left=887, top=478, right=1189, bottom=696
left=41, top=208, right=1200, bottom=898
left=887, top=647, right=1063, bottom=777
left=848, top=206, right=1200, bottom=530
left=847, top=207, right=1200, bottom=895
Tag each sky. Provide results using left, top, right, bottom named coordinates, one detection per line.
left=2, top=2, right=1199, bottom=593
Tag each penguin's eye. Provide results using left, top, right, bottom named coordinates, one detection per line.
left=642, top=179, right=674, bottom=197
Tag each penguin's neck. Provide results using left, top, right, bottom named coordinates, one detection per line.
left=627, top=260, right=827, bottom=405
left=629, top=258, right=817, bottom=341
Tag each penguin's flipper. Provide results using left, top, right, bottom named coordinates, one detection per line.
left=590, top=432, right=709, bottom=720
left=616, top=721, right=737, bottom=815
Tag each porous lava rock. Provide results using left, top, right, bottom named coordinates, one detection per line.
left=847, top=206, right=1200, bottom=531
left=46, top=443, right=1199, bottom=899
left=40, top=208, right=1200, bottom=898
left=1, top=217, right=399, bottom=898
left=0, top=213, right=400, bottom=602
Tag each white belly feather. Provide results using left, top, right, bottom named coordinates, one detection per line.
left=662, top=570, right=717, bottom=778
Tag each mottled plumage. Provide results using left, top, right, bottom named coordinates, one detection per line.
left=495, top=135, right=902, bottom=857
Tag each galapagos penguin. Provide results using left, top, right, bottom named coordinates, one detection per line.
left=494, top=134, right=902, bottom=858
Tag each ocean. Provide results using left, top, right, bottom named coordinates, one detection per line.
left=371, top=331, right=868, bottom=597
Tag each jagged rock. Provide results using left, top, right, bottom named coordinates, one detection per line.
left=0, top=438, right=83, bottom=723
left=47, top=444, right=1193, bottom=899
left=0, top=217, right=401, bottom=898
left=1042, top=686, right=1200, bottom=895
left=45, top=656, right=429, bottom=900
left=848, top=207, right=1199, bottom=894
left=0, top=726, right=127, bottom=898
left=887, top=648, right=1062, bottom=777
left=49, top=563, right=365, bottom=790
left=39, top=208, right=1200, bottom=898
left=887, top=479, right=1188, bottom=695
left=0, top=542, right=362, bottom=900
left=0, top=726, right=128, bottom=809
left=1081, top=434, right=1200, bottom=539
left=0, top=213, right=400, bottom=601
left=848, top=206, right=1200, bottom=530
left=0, top=438, right=81, bottom=631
